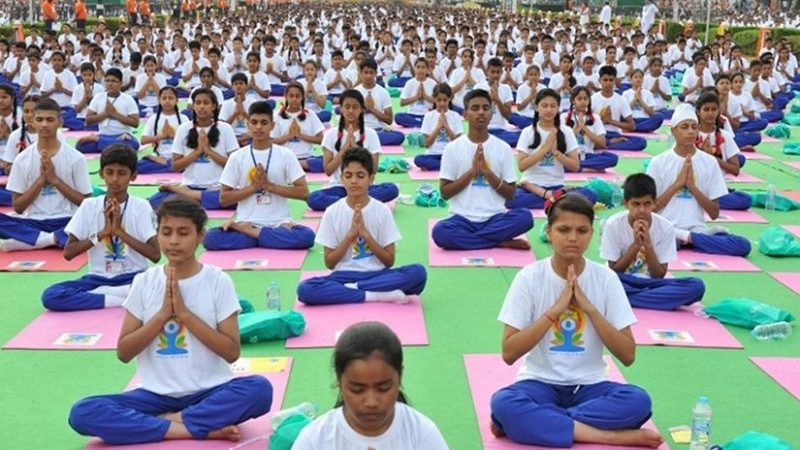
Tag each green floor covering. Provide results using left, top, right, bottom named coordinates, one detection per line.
left=1, top=99, right=799, bottom=449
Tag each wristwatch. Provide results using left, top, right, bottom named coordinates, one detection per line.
left=89, top=232, right=99, bottom=246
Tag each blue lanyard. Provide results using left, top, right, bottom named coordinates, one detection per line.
left=250, top=145, right=273, bottom=194
left=106, top=196, right=129, bottom=261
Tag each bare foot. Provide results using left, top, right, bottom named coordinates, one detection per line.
left=498, top=238, right=531, bottom=250
left=609, top=428, right=664, bottom=448
left=160, top=411, right=183, bottom=423
left=77, top=135, right=99, bottom=144
left=489, top=421, right=506, bottom=438
left=207, top=425, right=240, bottom=441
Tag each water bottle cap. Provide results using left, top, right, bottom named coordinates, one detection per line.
left=698, top=396, right=709, bottom=403
left=269, top=281, right=278, bottom=287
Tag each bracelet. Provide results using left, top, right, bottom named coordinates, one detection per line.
left=543, top=312, right=558, bottom=324
left=495, top=178, right=504, bottom=190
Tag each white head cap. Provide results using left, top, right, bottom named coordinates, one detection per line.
left=670, top=103, right=698, bottom=129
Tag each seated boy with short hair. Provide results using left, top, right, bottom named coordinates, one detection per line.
left=600, top=173, right=705, bottom=310
left=203, top=101, right=315, bottom=250
left=68, top=198, right=272, bottom=445
left=297, top=147, right=427, bottom=305
left=0, top=98, right=92, bottom=252
left=42, top=144, right=161, bottom=311
left=77, top=68, right=140, bottom=153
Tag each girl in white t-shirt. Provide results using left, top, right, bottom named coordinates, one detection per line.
left=138, top=86, right=190, bottom=174
left=490, top=194, right=662, bottom=448
left=134, top=55, right=168, bottom=115
left=415, top=83, right=462, bottom=171
left=396, top=58, right=437, bottom=128
left=307, top=89, right=398, bottom=211
left=300, top=60, right=331, bottom=122
left=696, top=92, right=752, bottom=211
left=271, top=81, right=326, bottom=172
left=293, top=322, right=447, bottom=449
left=298, top=146, right=426, bottom=305
left=729, top=72, right=769, bottom=134
left=68, top=198, right=272, bottom=445
left=506, top=89, right=597, bottom=210
left=622, top=70, right=664, bottom=133
left=0, top=84, right=17, bottom=158
left=509, top=64, right=544, bottom=129
left=219, top=73, right=256, bottom=146
left=564, top=86, right=617, bottom=172
left=149, top=88, right=239, bottom=211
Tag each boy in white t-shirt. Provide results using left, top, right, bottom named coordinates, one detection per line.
left=646, top=103, right=751, bottom=257
left=65, top=62, right=104, bottom=131
left=395, top=58, right=437, bottom=129
left=474, top=57, right=518, bottom=146
left=297, top=147, right=426, bottom=305
left=40, top=51, right=76, bottom=109
left=68, top=198, right=272, bottom=445
left=77, top=68, right=141, bottom=153
left=355, top=59, right=405, bottom=146
left=220, top=73, right=257, bottom=147
left=491, top=194, right=661, bottom=448
left=432, top=89, right=533, bottom=250
left=590, top=65, right=646, bottom=151
left=0, top=98, right=92, bottom=252
left=42, top=145, right=161, bottom=311
left=203, top=101, right=315, bottom=250
left=600, top=173, right=705, bottom=310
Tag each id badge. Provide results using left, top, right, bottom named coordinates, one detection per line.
left=256, top=193, right=272, bottom=205
left=105, top=260, right=124, bottom=273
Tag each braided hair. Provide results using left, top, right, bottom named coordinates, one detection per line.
left=280, top=81, right=307, bottom=121
left=335, top=89, right=366, bottom=153
left=17, top=94, right=41, bottom=152
left=565, top=86, right=596, bottom=127
left=0, top=84, right=18, bottom=132
left=186, top=88, right=220, bottom=150
left=152, top=86, right=182, bottom=156
left=529, top=88, right=567, bottom=153
left=695, top=92, right=725, bottom=157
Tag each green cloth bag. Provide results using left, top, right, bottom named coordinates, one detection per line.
left=782, top=113, right=800, bottom=126
left=758, top=226, right=800, bottom=256
left=414, top=184, right=447, bottom=208
left=239, top=310, right=306, bottom=344
left=765, top=123, right=791, bottom=139
left=387, top=87, right=401, bottom=98
left=378, top=157, right=409, bottom=173
left=751, top=191, right=800, bottom=211
left=784, top=142, right=800, bottom=155
left=791, top=103, right=800, bottom=114
left=704, top=298, right=795, bottom=329
left=269, top=414, right=312, bottom=450
left=722, top=431, right=794, bottom=450
left=238, top=297, right=255, bottom=314
left=584, top=178, right=619, bottom=207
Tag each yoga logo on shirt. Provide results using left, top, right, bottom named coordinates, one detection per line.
left=626, top=248, right=647, bottom=276
left=157, top=318, right=189, bottom=356
left=41, top=181, right=57, bottom=196
left=540, top=152, right=555, bottom=167
left=437, top=128, right=448, bottom=143
left=677, top=186, right=693, bottom=199
left=472, top=157, right=491, bottom=187
left=549, top=305, right=586, bottom=353
left=352, top=236, right=373, bottom=260
left=196, top=152, right=211, bottom=164
left=235, top=118, right=247, bottom=133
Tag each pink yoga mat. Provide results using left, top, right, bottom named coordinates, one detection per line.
left=782, top=191, right=800, bottom=202
left=565, top=168, right=622, bottom=182
left=668, top=250, right=760, bottom=272
left=464, top=354, right=670, bottom=450
left=427, top=219, right=535, bottom=268
left=704, top=209, right=768, bottom=223
left=0, top=248, right=88, bottom=272
left=750, top=357, right=800, bottom=401
left=199, top=221, right=318, bottom=270
left=129, top=173, right=182, bottom=186
left=286, top=271, right=429, bottom=348
left=783, top=225, right=800, bottom=239
left=303, top=200, right=396, bottom=219
left=785, top=161, right=800, bottom=170
left=406, top=158, right=440, bottom=180
left=206, top=209, right=235, bottom=220
left=0, top=206, right=12, bottom=214
left=85, top=356, right=293, bottom=450
left=769, top=272, right=800, bottom=295
left=4, top=308, right=125, bottom=350
left=63, top=130, right=96, bottom=140
left=626, top=132, right=667, bottom=141
left=304, top=172, right=331, bottom=183
left=382, top=145, right=405, bottom=154
left=607, top=150, right=652, bottom=159
left=760, top=135, right=782, bottom=144
left=743, top=152, right=772, bottom=160
left=724, top=172, right=762, bottom=183
left=631, top=307, right=742, bottom=348
left=0, top=175, right=7, bottom=185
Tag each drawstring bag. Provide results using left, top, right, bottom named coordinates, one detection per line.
left=722, top=431, right=794, bottom=450
left=704, top=298, right=795, bottom=329
left=584, top=178, right=619, bottom=207
left=783, top=142, right=800, bottom=155
left=751, top=192, right=800, bottom=211
left=238, top=297, right=255, bottom=314
left=378, top=157, right=409, bottom=173
left=791, top=103, right=800, bottom=114
left=239, top=310, right=306, bottom=344
left=758, top=226, right=800, bottom=256
left=414, top=183, right=447, bottom=208
left=781, top=113, right=800, bottom=126
left=387, top=87, right=401, bottom=98
left=765, top=123, right=791, bottom=139
left=269, top=414, right=313, bottom=450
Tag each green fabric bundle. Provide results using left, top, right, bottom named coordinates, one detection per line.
left=704, top=298, right=795, bottom=329
left=758, top=226, right=800, bottom=256
left=765, top=123, right=791, bottom=139
left=415, top=184, right=447, bottom=208
left=378, top=157, right=410, bottom=173
left=751, top=192, right=800, bottom=211
left=239, top=310, right=306, bottom=344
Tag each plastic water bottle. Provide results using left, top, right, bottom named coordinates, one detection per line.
left=611, top=177, right=623, bottom=207
left=266, top=281, right=281, bottom=311
left=765, top=184, right=777, bottom=211
left=751, top=321, right=792, bottom=341
left=269, top=402, right=319, bottom=430
left=689, top=397, right=712, bottom=450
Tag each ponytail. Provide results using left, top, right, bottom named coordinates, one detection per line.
left=553, top=112, right=566, bottom=153
left=528, top=110, right=541, bottom=151
left=152, top=104, right=163, bottom=154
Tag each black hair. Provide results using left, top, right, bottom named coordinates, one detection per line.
left=566, top=86, right=595, bottom=127
left=463, top=88, right=491, bottom=110
left=280, top=82, right=306, bottom=120
left=151, top=86, right=181, bottom=156
left=156, top=197, right=208, bottom=233
left=105, top=68, right=123, bottom=81
left=359, top=58, right=378, bottom=72
left=333, top=321, right=407, bottom=407
left=199, top=67, right=214, bottom=79
left=546, top=192, right=595, bottom=225
left=623, top=173, right=657, bottom=201
left=335, top=89, right=366, bottom=152
left=598, top=65, right=617, bottom=79
left=34, top=98, right=61, bottom=114
left=249, top=100, right=274, bottom=118
left=230, top=72, right=247, bottom=84
left=341, top=146, right=374, bottom=175
left=529, top=89, right=567, bottom=153
left=186, top=88, right=221, bottom=150
left=0, top=84, right=18, bottom=132
left=432, top=83, right=453, bottom=109
left=487, top=57, right=503, bottom=69
left=100, top=143, right=138, bottom=172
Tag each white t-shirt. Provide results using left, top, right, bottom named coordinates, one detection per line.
left=622, top=88, right=657, bottom=119
left=142, top=112, right=190, bottom=159
left=498, top=257, right=637, bottom=385
left=41, top=69, right=78, bottom=108
left=448, top=67, right=487, bottom=108
left=172, top=121, right=240, bottom=188
left=182, top=56, right=211, bottom=89
left=65, top=195, right=156, bottom=276
left=71, top=83, right=106, bottom=119
left=219, top=144, right=305, bottom=227
left=392, top=53, right=418, bottom=78
left=561, top=112, right=606, bottom=155
left=723, top=96, right=744, bottom=122
left=591, top=92, right=633, bottom=134
left=646, top=149, right=728, bottom=231
left=516, top=82, right=546, bottom=117
left=355, top=85, right=392, bottom=130
left=324, top=68, right=352, bottom=95
left=261, top=53, right=287, bottom=84
left=516, top=123, right=580, bottom=187
left=293, top=403, right=448, bottom=450
left=474, top=81, right=513, bottom=130
left=400, top=78, right=437, bottom=116
left=271, top=111, right=325, bottom=159
left=698, top=129, right=740, bottom=177
left=643, top=74, right=670, bottom=110
left=321, top=127, right=381, bottom=186
left=730, top=91, right=760, bottom=121
left=6, top=143, right=92, bottom=220
left=316, top=198, right=400, bottom=272
left=244, top=71, right=271, bottom=102
left=134, top=73, right=168, bottom=108
left=600, top=211, right=677, bottom=278
left=220, top=97, right=256, bottom=137
left=440, top=135, right=516, bottom=223
left=420, top=110, right=463, bottom=156
left=681, top=69, right=715, bottom=103
left=87, top=92, right=139, bottom=136
left=123, top=265, right=240, bottom=397
left=300, top=78, right=328, bottom=113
